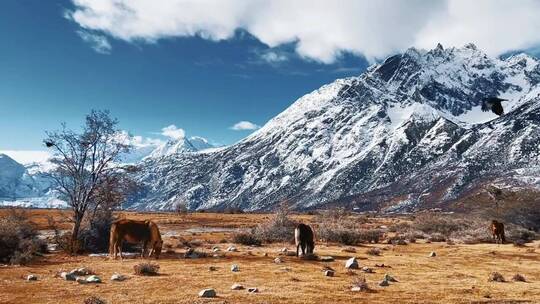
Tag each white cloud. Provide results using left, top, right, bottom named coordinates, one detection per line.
left=76, top=30, right=112, bottom=54
left=115, top=130, right=165, bottom=147
left=230, top=121, right=260, bottom=131
left=65, top=0, right=540, bottom=63
left=161, top=124, right=186, bottom=139
left=260, top=50, right=289, bottom=64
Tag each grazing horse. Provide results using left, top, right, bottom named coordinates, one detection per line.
left=109, top=219, right=163, bottom=260
left=295, top=223, right=315, bottom=257
left=490, top=220, right=505, bottom=244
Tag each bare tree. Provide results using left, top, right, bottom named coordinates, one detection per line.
left=44, top=110, right=131, bottom=252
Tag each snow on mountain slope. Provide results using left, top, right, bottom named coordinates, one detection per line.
left=128, top=44, right=540, bottom=211
left=0, top=154, right=55, bottom=206
left=146, top=136, right=215, bottom=159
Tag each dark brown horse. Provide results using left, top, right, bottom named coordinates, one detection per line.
left=109, top=219, right=163, bottom=260
left=490, top=220, right=505, bottom=244
left=295, top=223, right=315, bottom=257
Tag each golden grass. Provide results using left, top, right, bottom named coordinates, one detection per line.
left=0, top=209, right=539, bottom=304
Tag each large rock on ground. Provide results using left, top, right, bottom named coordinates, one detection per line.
left=199, top=289, right=216, bottom=298
left=345, top=257, right=359, bottom=269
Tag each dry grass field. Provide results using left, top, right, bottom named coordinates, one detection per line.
left=1, top=209, right=539, bottom=304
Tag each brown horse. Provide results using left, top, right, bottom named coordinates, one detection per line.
left=295, top=223, right=315, bottom=257
left=490, top=220, right=505, bottom=244
left=109, top=219, right=163, bottom=260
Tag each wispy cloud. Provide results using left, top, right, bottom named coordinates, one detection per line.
left=230, top=121, right=260, bottom=131
left=76, top=30, right=112, bottom=54
left=260, top=50, right=289, bottom=64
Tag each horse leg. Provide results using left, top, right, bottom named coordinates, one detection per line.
left=149, top=242, right=155, bottom=258
left=119, top=241, right=124, bottom=261
left=301, top=243, right=306, bottom=256
left=112, top=240, right=117, bottom=260
left=141, top=241, right=148, bottom=258
left=296, top=243, right=300, bottom=257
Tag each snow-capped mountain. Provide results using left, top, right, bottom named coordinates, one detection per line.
left=0, top=153, right=60, bottom=207
left=128, top=43, right=540, bottom=211
left=147, top=136, right=216, bottom=159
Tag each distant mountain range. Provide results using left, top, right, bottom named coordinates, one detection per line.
left=3, top=43, right=539, bottom=211
left=0, top=136, right=216, bottom=208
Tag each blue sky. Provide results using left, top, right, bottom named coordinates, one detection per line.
left=0, top=0, right=368, bottom=151
left=2, top=0, right=540, bottom=158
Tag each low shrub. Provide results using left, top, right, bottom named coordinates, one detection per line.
left=512, top=273, right=526, bottom=282
left=84, top=296, right=107, bottom=304
left=488, top=272, right=505, bottom=282
left=232, top=230, right=262, bottom=246
left=253, top=202, right=297, bottom=243
left=0, top=210, right=46, bottom=265
left=366, top=247, right=381, bottom=256
left=133, top=262, right=160, bottom=276
left=79, top=210, right=116, bottom=253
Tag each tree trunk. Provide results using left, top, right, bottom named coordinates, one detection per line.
left=71, top=213, right=82, bottom=254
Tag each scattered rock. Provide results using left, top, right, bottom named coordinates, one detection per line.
left=488, top=272, right=505, bottom=282
left=429, top=251, right=437, bottom=257
left=319, top=256, right=334, bottom=262
left=213, top=248, right=221, bottom=252
left=383, top=274, right=398, bottom=282
left=198, top=289, right=216, bottom=298
left=227, top=246, right=238, bottom=252
left=184, top=248, right=196, bottom=258
left=280, top=248, right=289, bottom=253
left=231, top=264, right=240, bottom=272
left=76, top=277, right=87, bottom=284
left=345, top=257, right=359, bottom=269
left=110, top=273, right=126, bottom=281
left=208, top=266, right=217, bottom=271
left=26, top=274, right=38, bottom=281
left=379, top=279, right=389, bottom=287
left=375, top=263, right=391, bottom=268
left=248, top=287, right=259, bottom=293
left=263, top=253, right=268, bottom=257
left=60, top=272, right=76, bottom=281
left=284, top=251, right=296, bottom=257
left=393, top=239, right=407, bottom=245
left=341, top=247, right=356, bottom=253
left=231, top=283, right=244, bottom=290
left=361, top=266, right=374, bottom=273
left=512, top=273, right=526, bottom=282
left=71, top=267, right=92, bottom=276
left=274, top=257, right=283, bottom=264
left=86, top=275, right=101, bottom=283
left=350, top=277, right=371, bottom=292
left=324, top=270, right=335, bottom=277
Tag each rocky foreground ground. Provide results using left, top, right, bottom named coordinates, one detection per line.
left=1, top=210, right=539, bottom=304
